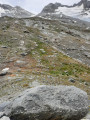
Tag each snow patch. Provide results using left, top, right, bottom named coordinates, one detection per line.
left=55, top=4, right=84, bottom=17
left=0, top=7, right=5, bottom=17
left=55, top=4, right=90, bottom=21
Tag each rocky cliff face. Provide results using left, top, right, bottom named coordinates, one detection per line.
left=39, top=0, right=90, bottom=22
left=73, top=0, right=90, bottom=9
left=0, top=4, right=33, bottom=18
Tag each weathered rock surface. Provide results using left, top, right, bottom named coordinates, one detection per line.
left=84, top=52, right=90, bottom=58
left=0, top=112, right=5, bottom=118
left=2, top=85, right=89, bottom=120
left=0, top=68, right=9, bottom=76
left=0, top=102, right=10, bottom=112
left=0, top=116, right=10, bottom=120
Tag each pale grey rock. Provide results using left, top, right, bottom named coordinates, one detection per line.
left=84, top=82, right=88, bottom=86
left=20, top=53, right=28, bottom=56
left=3, top=85, right=89, bottom=120
left=0, top=116, right=10, bottom=120
left=0, top=112, right=5, bottom=118
left=84, top=52, right=90, bottom=58
left=0, top=68, right=9, bottom=76
left=85, top=113, right=90, bottom=119
left=15, top=60, right=26, bottom=64
left=1, top=46, right=7, bottom=48
left=0, top=101, right=10, bottom=112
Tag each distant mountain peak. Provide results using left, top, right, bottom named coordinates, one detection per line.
left=39, top=0, right=90, bottom=22
left=0, top=3, right=34, bottom=18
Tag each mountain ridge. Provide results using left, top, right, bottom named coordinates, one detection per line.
left=0, top=3, right=34, bottom=18
left=39, top=0, right=90, bottom=22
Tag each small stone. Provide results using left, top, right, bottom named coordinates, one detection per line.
left=84, top=52, right=90, bottom=58
left=38, top=36, right=42, bottom=38
left=84, top=82, right=88, bottom=86
left=68, top=78, right=76, bottom=83
left=42, top=26, right=44, bottom=29
left=23, top=30, right=29, bottom=33
left=40, top=49, right=45, bottom=53
left=17, top=69, right=21, bottom=72
left=44, top=37, right=47, bottom=40
left=2, top=27, right=6, bottom=30
left=1, top=46, right=7, bottom=48
left=11, top=38, right=18, bottom=40
left=0, top=68, right=9, bottom=76
left=2, top=68, right=9, bottom=73
left=20, top=53, right=28, bottom=56
left=16, top=60, right=26, bottom=64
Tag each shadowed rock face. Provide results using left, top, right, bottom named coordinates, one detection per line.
left=41, top=3, right=69, bottom=14
left=41, top=3, right=63, bottom=13
left=71, top=0, right=89, bottom=8
left=74, top=0, right=90, bottom=9
left=0, top=4, right=12, bottom=10
left=2, top=85, right=89, bottom=120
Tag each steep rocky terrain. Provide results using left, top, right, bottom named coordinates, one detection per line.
left=0, top=15, right=90, bottom=119
left=0, top=4, right=33, bottom=18
left=0, top=16, right=89, bottom=100
left=39, top=0, right=90, bottom=22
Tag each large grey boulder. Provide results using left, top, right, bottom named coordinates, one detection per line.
left=0, top=116, right=10, bottom=120
left=3, top=85, right=89, bottom=120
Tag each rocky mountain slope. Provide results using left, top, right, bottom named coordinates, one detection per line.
left=0, top=4, right=33, bottom=18
left=0, top=6, right=90, bottom=119
left=0, top=16, right=89, bottom=104
left=39, top=0, right=90, bottom=22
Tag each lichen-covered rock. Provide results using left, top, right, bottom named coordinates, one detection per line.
left=3, top=85, right=89, bottom=120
